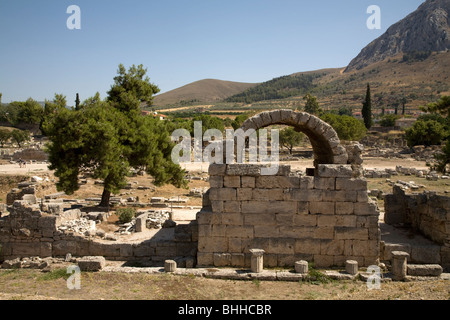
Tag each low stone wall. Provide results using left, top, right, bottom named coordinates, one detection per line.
left=197, top=164, right=381, bottom=269
left=385, top=186, right=450, bottom=246
left=0, top=201, right=198, bottom=267
left=12, top=148, right=48, bottom=162
left=384, top=186, right=450, bottom=269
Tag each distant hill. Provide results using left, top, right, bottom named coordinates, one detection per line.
left=150, top=0, right=450, bottom=113
left=225, top=69, right=340, bottom=104
left=152, top=79, right=259, bottom=106
left=346, top=0, right=450, bottom=72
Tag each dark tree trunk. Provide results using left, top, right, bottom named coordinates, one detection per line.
left=99, top=188, right=111, bottom=208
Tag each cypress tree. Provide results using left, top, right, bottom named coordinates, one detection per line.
left=75, top=93, right=81, bottom=110
left=362, top=84, right=373, bottom=129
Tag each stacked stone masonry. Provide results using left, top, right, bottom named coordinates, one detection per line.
left=0, top=201, right=198, bottom=267
left=384, top=185, right=450, bottom=269
left=197, top=163, right=381, bottom=268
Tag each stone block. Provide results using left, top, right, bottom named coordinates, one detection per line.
left=226, top=164, right=261, bottom=176
left=391, top=251, right=409, bottom=281
left=244, top=213, right=276, bottom=226
left=165, top=260, right=177, bottom=272
left=407, top=264, right=443, bottom=277
left=320, top=240, right=344, bottom=255
left=297, top=202, right=309, bottom=215
left=314, top=177, right=336, bottom=190
left=322, top=190, right=356, bottom=202
left=221, top=213, right=244, bottom=226
left=223, top=201, right=240, bottom=213
left=214, top=253, right=231, bottom=267
left=78, top=256, right=106, bottom=272
left=135, top=216, right=147, bottom=232
left=209, top=164, right=226, bottom=176
left=314, top=227, right=334, bottom=240
left=317, top=165, right=353, bottom=178
left=309, top=202, right=335, bottom=215
left=254, top=225, right=279, bottom=238
left=255, top=176, right=296, bottom=189
left=269, top=238, right=295, bottom=255
left=224, top=176, right=241, bottom=188
left=197, top=252, right=214, bottom=266
left=12, top=242, right=40, bottom=256
left=353, top=202, right=379, bottom=216
left=211, top=225, right=226, bottom=237
left=295, top=239, right=321, bottom=255
left=335, top=215, right=357, bottom=227
left=208, top=188, right=237, bottom=201
left=231, top=253, right=245, bottom=267
left=345, top=260, right=359, bottom=275
left=237, top=188, right=253, bottom=201
left=335, top=202, right=354, bottom=215
left=317, top=215, right=336, bottom=227
left=211, top=201, right=224, bottom=213
left=335, top=178, right=367, bottom=191
left=295, top=189, right=323, bottom=202
left=241, top=201, right=296, bottom=214
left=198, top=237, right=228, bottom=253
left=249, top=249, right=265, bottom=273
left=299, top=176, right=314, bottom=189
left=252, top=189, right=284, bottom=201
left=226, top=226, right=254, bottom=238
left=313, top=255, right=334, bottom=268
left=228, top=238, right=242, bottom=253
left=209, top=176, right=224, bottom=188
left=335, top=227, right=368, bottom=240
left=241, top=176, right=256, bottom=188
left=295, top=260, right=309, bottom=274
left=40, top=242, right=52, bottom=257
left=410, top=245, right=441, bottom=264
left=197, top=211, right=222, bottom=225
left=293, top=215, right=317, bottom=227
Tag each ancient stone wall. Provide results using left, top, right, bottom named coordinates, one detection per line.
left=0, top=201, right=198, bottom=267
left=197, top=163, right=380, bottom=268
left=384, top=186, right=450, bottom=268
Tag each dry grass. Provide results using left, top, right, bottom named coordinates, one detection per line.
left=0, top=268, right=448, bottom=300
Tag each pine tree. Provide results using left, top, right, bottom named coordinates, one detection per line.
left=362, top=84, right=373, bottom=129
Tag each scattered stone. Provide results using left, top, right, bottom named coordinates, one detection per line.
left=345, top=260, right=359, bottom=275
left=78, top=256, right=106, bottom=272
left=294, top=260, right=308, bottom=274
left=407, top=264, right=443, bottom=277
left=164, top=260, right=177, bottom=273
left=162, top=219, right=177, bottom=229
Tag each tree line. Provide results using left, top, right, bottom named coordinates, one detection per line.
left=225, top=74, right=320, bottom=104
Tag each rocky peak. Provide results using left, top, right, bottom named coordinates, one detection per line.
left=345, top=0, right=450, bottom=72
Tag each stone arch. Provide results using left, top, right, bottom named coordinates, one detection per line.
left=240, top=109, right=348, bottom=166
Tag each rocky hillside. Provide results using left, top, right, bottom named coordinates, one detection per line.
left=346, top=0, right=450, bottom=71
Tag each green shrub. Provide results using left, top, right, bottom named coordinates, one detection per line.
left=321, top=113, right=367, bottom=141
left=117, top=208, right=136, bottom=224
left=405, top=120, right=447, bottom=147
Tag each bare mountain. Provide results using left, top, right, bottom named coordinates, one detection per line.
left=346, top=0, right=450, bottom=72
left=153, top=79, right=259, bottom=106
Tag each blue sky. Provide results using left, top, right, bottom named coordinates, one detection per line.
left=0, top=0, right=425, bottom=104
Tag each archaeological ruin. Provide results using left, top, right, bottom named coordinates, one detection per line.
left=1, top=110, right=449, bottom=276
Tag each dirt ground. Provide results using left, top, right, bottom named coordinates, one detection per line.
left=0, top=267, right=448, bottom=301
left=0, top=156, right=449, bottom=301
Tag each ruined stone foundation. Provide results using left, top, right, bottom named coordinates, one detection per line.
left=197, top=164, right=380, bottom=268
